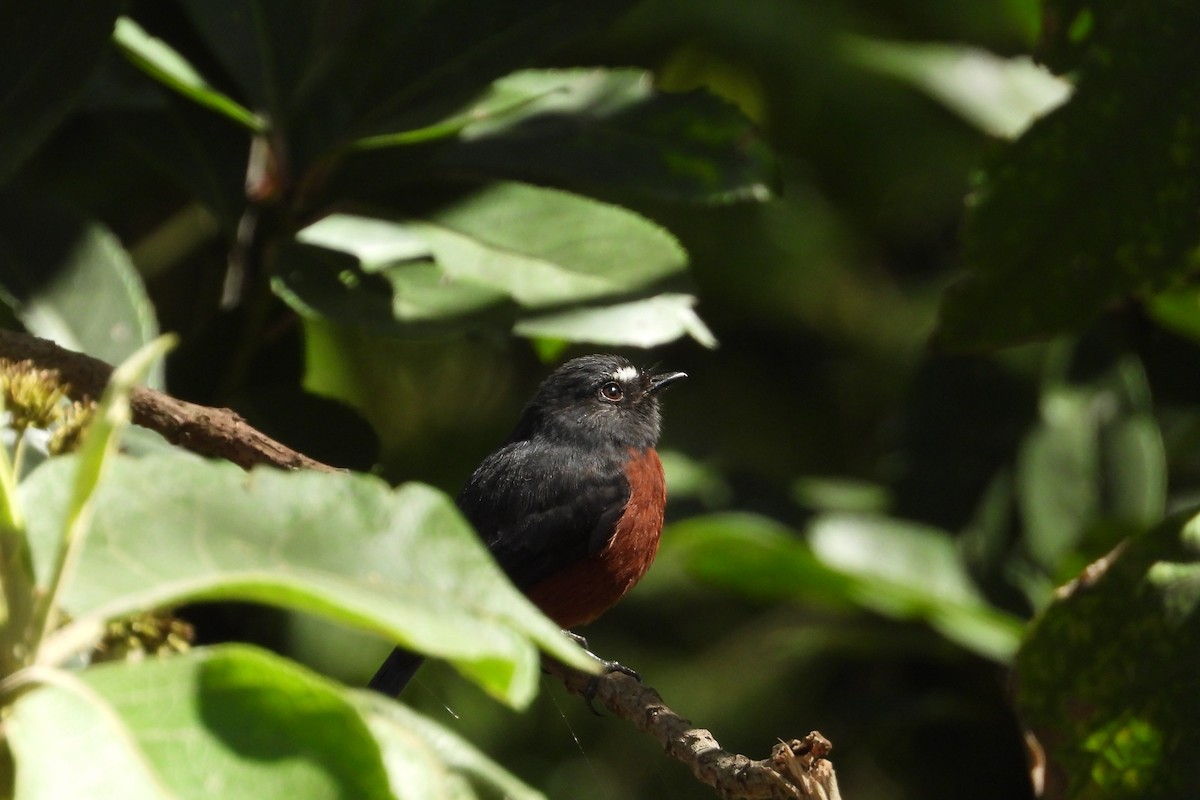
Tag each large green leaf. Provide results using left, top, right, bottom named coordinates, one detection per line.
left=10, top=646, right=394, bottom=800
left=19, top=455, right=593, bottom=705
left=399, top=69, right=778, bottom=203
left=0, top=198, right=163, bottom=389
left=1015, top=510, right=1200, bottom=798
left=937, top=1, right=1200, bottom=349
left=0, top=0, right=121, bottom=183
left=352, top=690, right=544, bottom=800
left=9, top=674, right=177, bottom=800
left=665, top=512, right=1023, bottom=662
left=405, top=183, right=687, bottom=307
left=276, top=184, right=705, bottom=347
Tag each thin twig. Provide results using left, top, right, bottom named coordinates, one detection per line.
left=543, top=658, right=842, bottom=800
left=0, top=329, right=335, bottom=472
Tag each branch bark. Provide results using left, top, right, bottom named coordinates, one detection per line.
left=543, top=658, right=841, bottom=800
left=0, top=329, right=334, bottom=472
left=0, top=328, right=843, bottom=799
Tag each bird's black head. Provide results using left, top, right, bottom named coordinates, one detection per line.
left=510, top=354, right=686, bottom=449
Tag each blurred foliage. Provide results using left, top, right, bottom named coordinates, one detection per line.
left=1016, top=511, right=1200, bottom=800
left=2, top=0, right=1200, bottom=798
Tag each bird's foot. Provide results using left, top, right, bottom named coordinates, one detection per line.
left=559, top=629, right=644, bottom=715
left=561, top=629, right=642, bottom=682
left=598, top=659, right=641, bottom=681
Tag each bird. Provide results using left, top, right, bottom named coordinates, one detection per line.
left=369, top=353, right=686, bottom=697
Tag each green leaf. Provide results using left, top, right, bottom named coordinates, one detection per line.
left=408, top=183, right=687, bottom=307
left=1102, top=413, right=1166, bottom=524
left=272, top=241, right=510, bottom=334
left=1015, top=351, right=1165, bottom=575
left=665, top=513, right=858, bottom=601
left=807, top=513, right=1022, bottom=661
left=352, top=690, right=544, bottom=800
left=1017, top=388, right=1101, bottom=571
left=295, top=214, right=431, bottom=267
left=11, top=645, right=395, bottom=800
left=843, top=38, right=1071, bottom=139
left=0, top=0, right=121, bottom=183
left=665, top=512, right=1023, bottom=662
left=0, top=198, right=164, bottom=390
left=20, top=455, right=593, bottom=704
left=113, top=17, right=263, bottom=132
left=8, top=672, right=177, bottom=799
left=936, top=3, right=1200, bottom=349
left=277, top=185, right=700, bottom=347
left=423, top=68, right=778, bottom=203
left=1016, top=510, right=1200, bottom=798
left=1147, top=285, right=1200, bottom=343
left=513, top=292, right=717, bottom=349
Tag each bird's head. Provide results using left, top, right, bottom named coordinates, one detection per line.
left=512, top=354, right=686, bottom=449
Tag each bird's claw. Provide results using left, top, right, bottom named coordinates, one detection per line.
left=563, top=628, right=643, bottom=715
left=600, top=659, right=641, bottom=681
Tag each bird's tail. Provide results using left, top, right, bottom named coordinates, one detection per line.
left=368, top=647, right=425, bottom=697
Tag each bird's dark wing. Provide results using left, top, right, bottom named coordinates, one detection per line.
left=456, top=441, right=629, bottom=589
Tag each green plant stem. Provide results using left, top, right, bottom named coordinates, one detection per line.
left=30, top=336, right=176, bottom=664
left=0, top=420, right=35, bottom=679
left=10, top=432, right=26, bottom=484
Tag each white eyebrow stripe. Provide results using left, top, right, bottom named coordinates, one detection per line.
left=612, top=365, right=639, bottom=382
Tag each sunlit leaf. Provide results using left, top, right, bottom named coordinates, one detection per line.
left=9, top=673, right=176, bottom=799
left=514, top=293, right=717, bottom=349
left=665, top=512, right=1022, bottom=662
left=408, top=183, right=686, bottom=308
left=277, top=185, right=701, bottom=347
left=12, top=646, right=394, bottom=800
left=844, top=38, right=1071, bottom=138
left=353, top=690, right=544, bottom=800
left=20, top=455, right=594, bottom=705
left=295, top=214, right=431, bottom=267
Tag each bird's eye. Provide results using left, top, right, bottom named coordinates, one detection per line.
left=599, top=381, right=623, bottom=402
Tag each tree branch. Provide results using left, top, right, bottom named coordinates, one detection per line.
left=0, top=328, right=843, bottom=799
left=543, top=658, right=842, bottom=800
left=0, top=329, right=334, bottom=472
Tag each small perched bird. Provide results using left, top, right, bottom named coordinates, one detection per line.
left=369, top=353, right=686, bottom=696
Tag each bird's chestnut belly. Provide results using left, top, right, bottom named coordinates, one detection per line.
left=524, top=448, right=666, bottom=628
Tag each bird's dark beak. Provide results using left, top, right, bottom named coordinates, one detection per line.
left=647, top=370, right=687, bottom=394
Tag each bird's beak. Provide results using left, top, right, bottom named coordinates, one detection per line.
left=648, top=370, right=687, bottom=394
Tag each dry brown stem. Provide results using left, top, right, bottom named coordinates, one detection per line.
left=543, top=658, right=841, bottom=800
left=0, top=329, right=334, bottom=472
